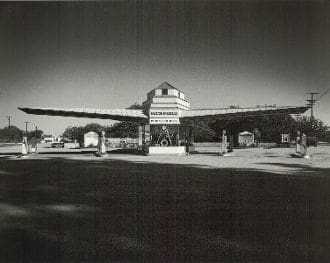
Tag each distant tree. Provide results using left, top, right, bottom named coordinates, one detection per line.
left=0, top=126, right=24, bottom=142
left=98, top=103, right=143, bottom=138
left=208, top=114, right=328, bottom=144
left=84, top=123, right=104, bottom=134
left=62, top=121, right=138, bottom=145
left=27, top=129, right=43, bottom=141
left=106, top=122, right=138, bottom=138
left=63, top=126, right=78, bottom=141
left=192, top=120, right=217, bottom=142
left=325, top=130, right=330, bottom=142
left=62, top=126, right=85, bottom=144
left=296, top=116, right=328, bottom=140
left=126, top=102, right=144, bottom=109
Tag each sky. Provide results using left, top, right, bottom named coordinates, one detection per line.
left=0, top=1, right=330, bottom=135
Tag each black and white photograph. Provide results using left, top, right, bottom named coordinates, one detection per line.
left=0, top=0, right=330, bottom=262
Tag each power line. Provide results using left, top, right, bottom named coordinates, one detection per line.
left=306, top=92, right=319, bottom=118
left=317, top=88, right=330, bottom=102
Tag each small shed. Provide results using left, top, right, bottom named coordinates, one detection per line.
left=42, top=135, right=54, bottom=143
left=84, top=131, right=99, bottom=148
left=238, top=131, right=255, bottom=147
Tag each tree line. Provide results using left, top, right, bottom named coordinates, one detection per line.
left=62, top=114, right=330, bottom=145
left=182, top=114, right=329, bottom=144
left=0, top=126, right=43, bottom=143
left=62, top=122, right=138, bottom=145
left=211, top=115, right=329, bottom=144
left=1, top=114, right=329, bottom=144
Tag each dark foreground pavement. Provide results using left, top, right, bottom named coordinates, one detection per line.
left=0, top=157, right=330, bottom=262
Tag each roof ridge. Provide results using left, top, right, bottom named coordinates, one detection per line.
left=147, top=81, right=183, bottom=93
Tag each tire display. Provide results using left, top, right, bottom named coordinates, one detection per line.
left=160, top=138, right=169, bottom=147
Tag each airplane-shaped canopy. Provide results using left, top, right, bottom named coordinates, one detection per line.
left=18, top=107, right=148, bottom=123
left=18, top=82, right=309, bottom=123
left=180, top=105, right=309, bottom=121
left=18, top=105, right=309, bottom=122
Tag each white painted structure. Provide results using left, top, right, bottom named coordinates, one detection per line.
left=148, top=146, right=186, bottom=155
left=238, top=131, right=255, bottom=147
left=42, top=135, right=54, bottom=143
left=84, top=131, right=99, bottom=148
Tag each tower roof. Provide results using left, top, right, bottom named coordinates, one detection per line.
left=148, top=81, right=183, bottom=94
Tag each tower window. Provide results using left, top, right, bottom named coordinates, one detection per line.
left=162, top=89, right=168, bottom=95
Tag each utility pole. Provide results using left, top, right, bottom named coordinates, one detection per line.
left=25, top=121, right=30, bottom=135
left=7, top=116, right=11, bottom=142
left=306, top=92, right=319, bottom=118
left=35, top=126, right=38, bottom=139
left=7, top=116, right=11, bottom=129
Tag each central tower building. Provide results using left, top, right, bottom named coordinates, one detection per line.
left=141, top=81, right=190, bottom=154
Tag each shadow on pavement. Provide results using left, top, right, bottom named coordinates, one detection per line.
left=0, top=148, right=144, bottom=156
left=0, top=158, right=329, bottom=262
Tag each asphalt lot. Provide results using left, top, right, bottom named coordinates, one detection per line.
left=0, top=144, right=330, bottom=262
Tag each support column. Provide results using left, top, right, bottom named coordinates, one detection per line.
left=142, top=124, right=146, bottom=152
left=138, top=124, right=143, bottom=151
left=188, top=123, right=195, bottom=153
left=296, top=130, right=301, bottom=154
left=191, top=121, right=195, bottom=144
left=301, top=133, right=307, bottom=156
left=185, top=126, right=189, bottom=154
left=144, top=124, right=150, bottom=148
left=228, top=135, right=234, bottom=153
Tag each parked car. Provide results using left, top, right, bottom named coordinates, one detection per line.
left=51, top=142, right=64, bottom=148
